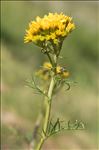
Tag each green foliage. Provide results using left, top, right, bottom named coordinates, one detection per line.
left=26, top=76, right=48, bottom=98
left=46, top=118, right=85, bottom=138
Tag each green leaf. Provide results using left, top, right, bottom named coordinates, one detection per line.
left=25, top=75, right=48, bottom=98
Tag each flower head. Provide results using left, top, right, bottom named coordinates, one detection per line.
left=43, top=62, right=52, bottom=70
left=24, top=12, right=75, bottom=47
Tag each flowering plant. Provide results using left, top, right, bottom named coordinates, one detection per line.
left=24, top=12, right=75, bottom=150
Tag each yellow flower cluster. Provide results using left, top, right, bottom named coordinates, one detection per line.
left=35, top=62, right=70, bottom=80
left=24, top=13, right=75, bottom=45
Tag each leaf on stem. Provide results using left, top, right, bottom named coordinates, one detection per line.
left=25, top=75, right=48, bottom=98
left=47, top=118, right=66, bottom=137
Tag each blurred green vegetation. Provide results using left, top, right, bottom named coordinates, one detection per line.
left=1, top=1, right=98, bottom=150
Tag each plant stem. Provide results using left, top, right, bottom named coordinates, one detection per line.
left=46, top=52, right=53, bottom=66
left=29, top=113, right=43, bottom=150
left=36, top=76, right=55, bottom=150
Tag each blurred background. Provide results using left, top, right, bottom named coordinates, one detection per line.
left=1, top=1, right=98, bottom=150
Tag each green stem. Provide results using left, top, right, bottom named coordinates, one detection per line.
left=46, top=52, right=53, bottom=66
left=36, top=76, right=55, bottom=150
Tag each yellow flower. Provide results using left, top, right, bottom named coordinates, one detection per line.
left=35, top=69, right=50, bottom=80
left=43, top=62, right=52, bottom=70
left=24, top=12, right=75, bottom=46
left=56, top=66, right=62, bottom=73
left=35, top=62, right=70, bottom=80
left=56, top=66, right=70, bottom=78
left=61, top=71, right=70, bottom=78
